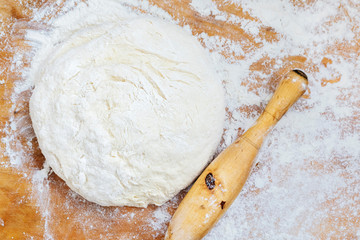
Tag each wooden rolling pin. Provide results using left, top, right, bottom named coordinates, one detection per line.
left=165, top=70, right=309, bottom=240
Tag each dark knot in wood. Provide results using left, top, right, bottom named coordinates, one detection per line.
left=205, top=173, right=215, bottom=190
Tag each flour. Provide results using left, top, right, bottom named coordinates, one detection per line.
left=148, top=204, right=172, bottom=235
left=1, top=0, right=359, bottom=239
left=190, top=0, right=223, bottom=19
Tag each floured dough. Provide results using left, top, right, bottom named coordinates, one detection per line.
left=30, top=17, right=225, bottom=207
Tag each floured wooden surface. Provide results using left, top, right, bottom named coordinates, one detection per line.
left=0, top=0, right=359, bottom=239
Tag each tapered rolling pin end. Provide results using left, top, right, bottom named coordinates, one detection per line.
left=293, top=69, right=308, bottom=81
left=292, top=69, right=309, bottom=92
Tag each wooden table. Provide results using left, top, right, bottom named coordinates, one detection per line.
left=1, top=0, right=359, bottom=239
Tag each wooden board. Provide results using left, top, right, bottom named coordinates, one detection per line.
left=0, top=0, right=359, bottom=239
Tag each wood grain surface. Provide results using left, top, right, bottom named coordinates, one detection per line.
left=0, top=0, right=359, bottom=239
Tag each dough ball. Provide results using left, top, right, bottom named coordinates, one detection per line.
left=30, top=18, right=225, bottom=207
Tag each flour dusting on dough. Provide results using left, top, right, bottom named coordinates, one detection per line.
left=29, top=16, right=225, bottom=207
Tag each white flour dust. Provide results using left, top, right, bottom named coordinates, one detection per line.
left=1, top=0, right=359, bottom=239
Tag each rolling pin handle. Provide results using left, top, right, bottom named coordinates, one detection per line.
left=165, top=70, right=309, bottom=240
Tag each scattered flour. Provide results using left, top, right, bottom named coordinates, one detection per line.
left=1, top=0, right=359, bottom=239
left=190, top=0, right=224, bottom=19
left=148, top=204, right=172, bottom=234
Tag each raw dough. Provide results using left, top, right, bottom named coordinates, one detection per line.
left=30, top=17, right=225, bottom=207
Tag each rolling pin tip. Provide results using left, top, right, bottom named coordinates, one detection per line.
left=292, top=69, right=308, bottom=81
